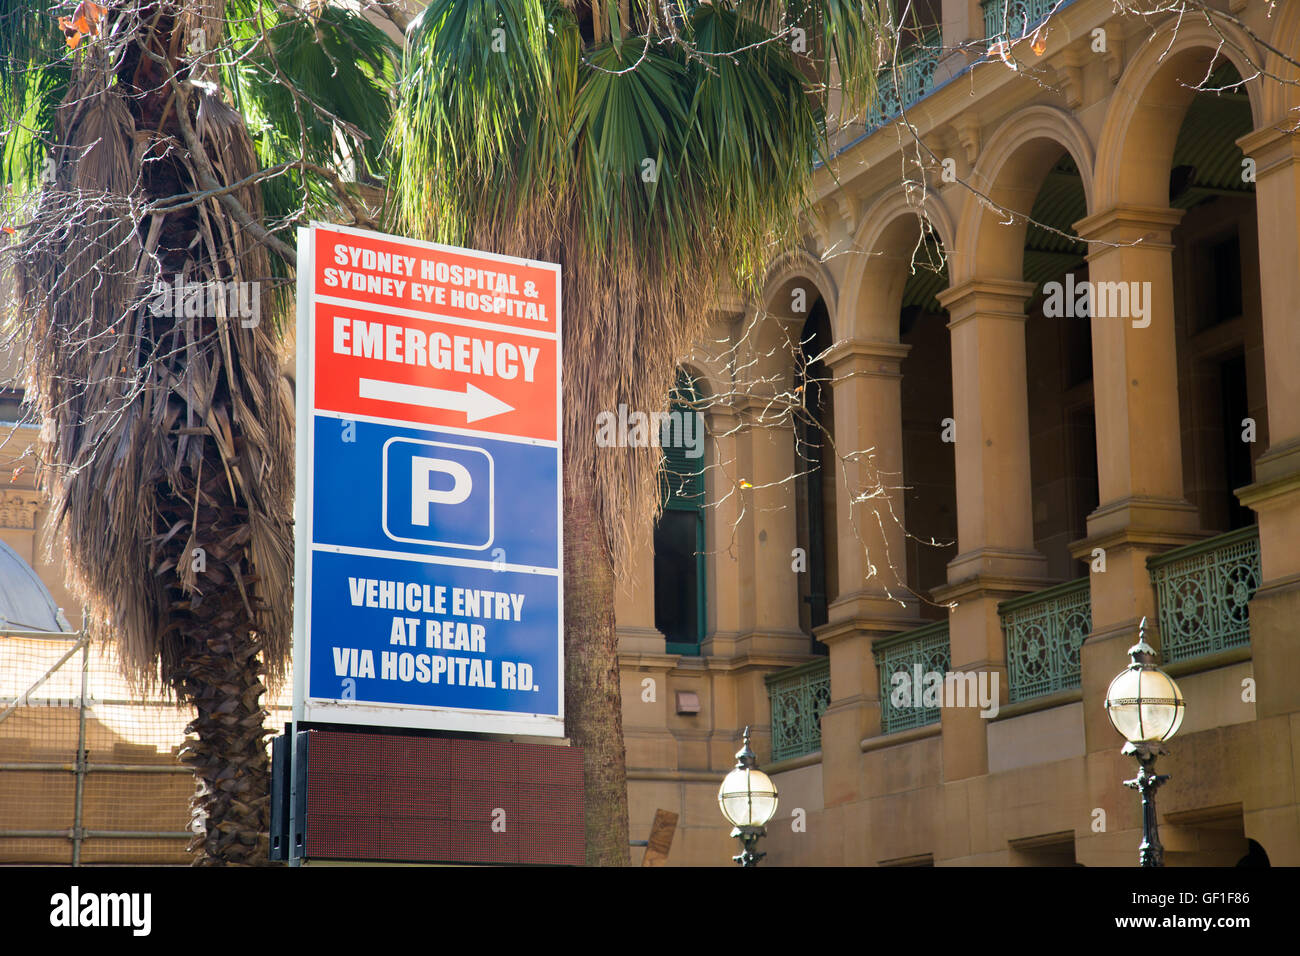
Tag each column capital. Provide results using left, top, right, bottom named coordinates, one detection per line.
left=1237, top=439, right=1300, bottom=514
left=937, top=277, right=1035, bottom=328
left=1073, top=204, right=1184, bottom=245
left=1236, top=125, right=1300, bottom=173
left=822, top=590, right=919, bottom=633
left=706, top=404, right=742, bottom=430
left=933, top=546, right=1052, bottom=604
left=822, top=338, right=911, bottom=379
left=729, top=391, right=786, bottom=422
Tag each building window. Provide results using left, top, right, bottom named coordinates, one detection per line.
left=654, top=370, right=706, bottom=655
left=1197, top=229, right=1243, bottom=331
left=795, top=301, right=836, bottom=649
left=1219, top=352, right=1254, bottom=530
left=0, top=388, right=26, bottom=425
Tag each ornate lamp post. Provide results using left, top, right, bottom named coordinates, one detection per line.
left=717, top=726, right=779, bottom=866
left=1103, top=617, right=1186, bottom=867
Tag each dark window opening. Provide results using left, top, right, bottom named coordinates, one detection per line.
left=0, top=388, right=26, bottom=424
left=795, top=301, right=835, bottom=650
left=1220, top=353, right=1254, bottom=530
left=1064, top=271, right=1093, bottom=388
left=654, top=370, right=706, bottom=654
left=1199, top=231, right=1244, bottom=331
left=1066, top=405, right=1099, bottom=572
left=654, top=510, right=702, bottom=649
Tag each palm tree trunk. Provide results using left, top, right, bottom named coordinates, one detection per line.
left=562, top=478, right=630, bottom=865
left=170, top=589, right=272, bottom=865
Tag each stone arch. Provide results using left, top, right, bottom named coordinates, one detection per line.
left=1263, top=2, right=1300, bottom=124
left=673, top=360, right=716, bottom=406
left=761, top=247, right=838, bottom=325
left=1093, top=17, right=1265, bottom=209
left=838, top=190, right=956, bottom=341
left=955, top=105, right=1096, bottom=284
left=741, top=249, right=838, bottom=391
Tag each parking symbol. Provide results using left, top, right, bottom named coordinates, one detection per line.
left=382, top=438, right=494, bottom=550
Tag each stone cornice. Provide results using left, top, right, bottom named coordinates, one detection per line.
left=859, top=721, right=941, bottom=753
left=822, top=339, right=912, bottom=377
left=1069, top=526, right=1209, bottom=560
left=1236, top=440, right=1300, bottom=511
left=765, top=750, right=823, bottom=775
left=931, top=572, right=1055, bottom=607
left=816, top=615, right=924, bottom=647
left=617, top=651, right=683, bottom=669
left=1236, top=125, right=1300, bottom=173
left=1074, top=204, right=1184, bottom=245
left=938, top=278, right=1037, bottom=328
left=811, top=0, right=1113, bottom=203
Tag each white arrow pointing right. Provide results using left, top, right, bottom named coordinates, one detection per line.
left=358, top=378, right=515, bottom=423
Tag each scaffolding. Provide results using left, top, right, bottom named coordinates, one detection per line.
left=0, top=625, right=290, bottom=865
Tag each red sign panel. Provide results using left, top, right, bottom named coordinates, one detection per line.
left=314, top=302, right=559, bottom=441
left=309, top=226, right=560, bottom=444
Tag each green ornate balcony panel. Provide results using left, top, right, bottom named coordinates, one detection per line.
left=766, top=658, right=831, bottom=762
left=1148, top=526, right=1261, bottom=664
left=999, top=578, right=1091, bottom=703
left=982, top=0, right=1072, bottom=44
left=874, top=621, right=950, bottom=735
left=863, top=30, right=942, bottom=131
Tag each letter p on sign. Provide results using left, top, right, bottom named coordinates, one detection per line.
left=383, top=437, right=495, bottom=550
left=412, top=456, right=472, bottom=524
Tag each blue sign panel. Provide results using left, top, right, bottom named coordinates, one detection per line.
left=311, top=419, right=559, bottom=571
left=309, top=551, right=560, bottom=719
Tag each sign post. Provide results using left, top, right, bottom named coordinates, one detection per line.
left=291, top=224, right=563, bottom=742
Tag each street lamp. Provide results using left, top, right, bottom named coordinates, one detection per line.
left=1104, top=617, right=1185, bottom=867
left=717, top=726, right=779, bottom=866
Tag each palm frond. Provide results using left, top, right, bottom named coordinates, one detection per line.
left=1, top=0, right=74, bottom=189
left=573, top=37, right=693, bottom=254
left=392, top=0, right=569, bottom=244
left=751, top=0, right=892, bottom=112
left=223, top=0, right=399, bottom=235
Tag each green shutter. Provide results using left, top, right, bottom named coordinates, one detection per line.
left=660, top=370, right=704, bottom=511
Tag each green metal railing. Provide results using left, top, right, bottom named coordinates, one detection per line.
left=1148, top=526, right=1261, bottom=664
left=999, top=578, right=1091, bottom=703
left=864, top=29, right=942, bottom=131
left=982, top=0, right=1070, bottom=44
left=875, top=621, right=950, bottom=734
left=766, top=658, right=831, bottom=762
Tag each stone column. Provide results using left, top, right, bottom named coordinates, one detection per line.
left=818, top=339, right=917, bottom=806
left=614, top=526, right=664, bottom=656
left=1071, top=205, right=1201, bottom=752
left=703, top=406, right=744, bottom=650
left=1235, top=126, right=1300, bottom=720
left=932, top=278, right=1050, bottom=781
left=700, top=395, right=806, bottom=660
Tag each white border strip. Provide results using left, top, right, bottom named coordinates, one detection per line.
left=311, top=408, right=558, bottom=449
left=302, top=699, right=564, bottom=737
left=314, top=293, right=558, bottom=341
left=310, top=543, right=558, bottom=576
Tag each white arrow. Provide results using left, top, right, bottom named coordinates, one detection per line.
left=358, top=378, right=515, bottom=423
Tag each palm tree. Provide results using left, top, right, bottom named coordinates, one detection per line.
left=389, top=0, right=890, bottom=864
left=2, top=0, right=396, bottom=864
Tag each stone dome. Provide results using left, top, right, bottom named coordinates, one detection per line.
left=0, top=538, right=71, bottom=633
